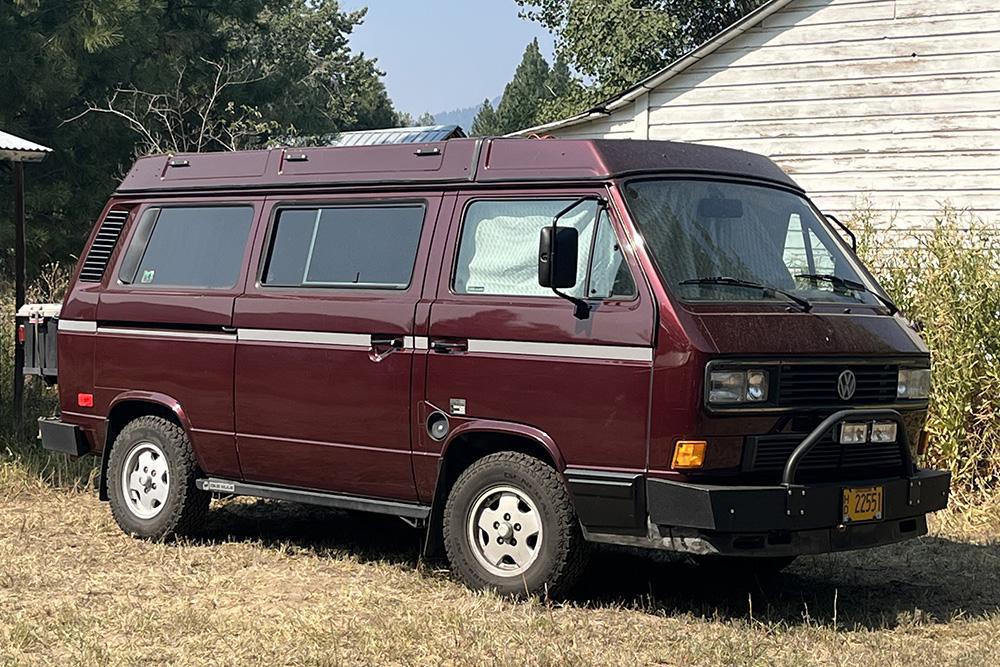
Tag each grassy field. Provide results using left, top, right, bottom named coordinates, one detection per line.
left=1, top=456, right=998, bottom=666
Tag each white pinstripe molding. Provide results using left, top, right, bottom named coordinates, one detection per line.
left=59, top=322, right=653, bottom=362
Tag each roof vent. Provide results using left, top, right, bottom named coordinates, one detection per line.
left=79, top=209, right=130, bottom=282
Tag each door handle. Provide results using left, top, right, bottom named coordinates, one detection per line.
left=430, top=338, right=468, bottom=354
left=370, top=334, right=404, bottom=348
left=369, top=334, right=404, bottom=362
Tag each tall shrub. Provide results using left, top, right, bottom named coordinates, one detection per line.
left=855, top=208, right=1000, bottom=493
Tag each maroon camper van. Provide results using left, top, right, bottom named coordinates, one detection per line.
left=21, top=138, right=949, bottom=596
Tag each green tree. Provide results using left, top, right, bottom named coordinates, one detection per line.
left=0, top=0, right=398, bottom=275
left=545, top=53, right=574, bottom=100
left=494, top=38, right=551, bottom=134
left=535, top=52, right=586, bottom=126
left=470, top=99, right=502, bottom=136
left=471, top=39, right=567, bottom=136
left=516, top=0, right=766, bottom=118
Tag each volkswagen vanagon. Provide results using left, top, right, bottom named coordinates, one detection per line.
left=21, top=138, right=949, bottom=595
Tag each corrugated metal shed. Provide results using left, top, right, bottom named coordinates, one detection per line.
left=0, top=130, right=52, bottom=162
left=334, top=125, right=466, bottom=146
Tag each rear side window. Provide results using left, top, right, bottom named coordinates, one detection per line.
left=454, top=199, right=636, bottom=299
left=263, top=205, right=425, bottom=289
left=118, top=206, right=254, bottom=289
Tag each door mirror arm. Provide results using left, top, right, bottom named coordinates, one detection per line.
left=553, top=287, right=591, bottom=320
left=826, top=213, right=857, bottom=251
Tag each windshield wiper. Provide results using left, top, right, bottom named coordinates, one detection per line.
left=680, top=276, right=812, bottom=312
left=796, top=273, right=898, bottom=314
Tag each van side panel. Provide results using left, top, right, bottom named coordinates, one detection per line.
left=92, top=197, right=264, bottom=478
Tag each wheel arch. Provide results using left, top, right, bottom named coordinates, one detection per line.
left=99, top=392, right=193, bottom=501
left=422, top=420, right=565, bottom=560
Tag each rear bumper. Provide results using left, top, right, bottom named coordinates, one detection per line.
left=38, top=417, right=90, bottom=456
left=640, top=468, right=949, bottom=556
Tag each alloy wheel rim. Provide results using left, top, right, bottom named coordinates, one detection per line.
left=467, top=485, right=543, bottom=577
left=121, top=442, right=170, bottom=520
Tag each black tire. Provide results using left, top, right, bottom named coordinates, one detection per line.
left=107, top=415, right=210, bottom=540
left=443, top=451, right=588, bottom=597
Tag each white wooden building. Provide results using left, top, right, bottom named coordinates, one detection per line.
left=520, top=0, right=1000, bottom=234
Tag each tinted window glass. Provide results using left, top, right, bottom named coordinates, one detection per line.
left=624, top=179, right=880, bottom=306
left=128, top=206, right=253, bottom=288
left=264, top=205, right=424, bottom=288
left=454, top=199, right=635, bottom=299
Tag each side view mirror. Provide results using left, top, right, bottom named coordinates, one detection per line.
left=538, top=226, right=578, bottom=289
left=537, top=196, right=604, bottom=320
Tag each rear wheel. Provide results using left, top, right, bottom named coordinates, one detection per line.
left=443, top=451, right=587, bottom=597
left=107, top=416, right=209, bottom=540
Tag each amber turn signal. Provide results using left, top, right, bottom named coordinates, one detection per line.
left=672, top=440, right=707, bottom=469
left=917, top=430, right=931, bottom=457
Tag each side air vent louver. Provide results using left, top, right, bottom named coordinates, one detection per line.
left=78, top=209, right=130, bottom=283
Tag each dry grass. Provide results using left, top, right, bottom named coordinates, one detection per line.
left=1, top=460, right=998, bottom=666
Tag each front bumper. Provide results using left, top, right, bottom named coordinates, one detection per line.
left=577, top=408, right=951, bottom=557
left=644, top=408, right=950, bottom=556
left=644, top=467, right=949, bottom=556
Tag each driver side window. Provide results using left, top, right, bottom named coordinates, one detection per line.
left=453, top=199, right=636, bottom=299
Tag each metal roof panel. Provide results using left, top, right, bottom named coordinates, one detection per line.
left=0, top=130, right=52, bottom=161
left=335, top=125, right=466, bottom=146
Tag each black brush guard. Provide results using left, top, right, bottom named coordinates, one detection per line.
left=643, top=409, right=950, bottom=555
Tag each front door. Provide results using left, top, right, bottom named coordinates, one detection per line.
left=233, top=193, right=442, bottom=499
left=415, top=189, right=656, bottom=497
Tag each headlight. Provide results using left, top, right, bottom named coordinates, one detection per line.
left=709, top=369, right=768, bottom=404
left=897, top=368, right=931, bottom=399
left=870, top=421, right=898, bottom=443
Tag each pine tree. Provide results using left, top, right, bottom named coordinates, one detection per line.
left=534, top=52, right=587, bottom=127
left=495, top=38, right=551, bottom=134
left=545, top=53, right=573, bottom=101
left=470, top=98, right=502, bottom=136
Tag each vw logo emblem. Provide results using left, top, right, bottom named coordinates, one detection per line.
left=837, top=369, right=857, bottom=401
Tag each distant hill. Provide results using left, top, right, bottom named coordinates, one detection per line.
left=429, top=96, right=501, bottom=133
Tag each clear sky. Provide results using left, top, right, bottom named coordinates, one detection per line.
left=340, top=1, right=554, bottom=117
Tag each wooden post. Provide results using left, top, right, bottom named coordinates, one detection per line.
left=13, top=160, right=25, bottom=431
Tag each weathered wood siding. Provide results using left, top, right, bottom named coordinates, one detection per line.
left=550, top=0, right=1000, bottom=233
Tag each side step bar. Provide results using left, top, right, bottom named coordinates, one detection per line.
left=196, top=477, right=431, bottom=521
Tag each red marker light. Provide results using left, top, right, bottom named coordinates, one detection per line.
left=77, top=393, right=94, bottom=408
left=17, top=325, right=25, bottom=343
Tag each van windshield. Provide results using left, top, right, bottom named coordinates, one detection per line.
left=623, top=179, right=881, bottom=307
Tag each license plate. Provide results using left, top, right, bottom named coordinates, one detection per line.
left=842, top=486, right=883, bottom=523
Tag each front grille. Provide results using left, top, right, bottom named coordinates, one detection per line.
left=777, top=364, right=898, bottom=407
left=748, top=432, right=905, bottom=481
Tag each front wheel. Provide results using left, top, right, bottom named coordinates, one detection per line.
left=443, top=452, right=588, bottom=597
